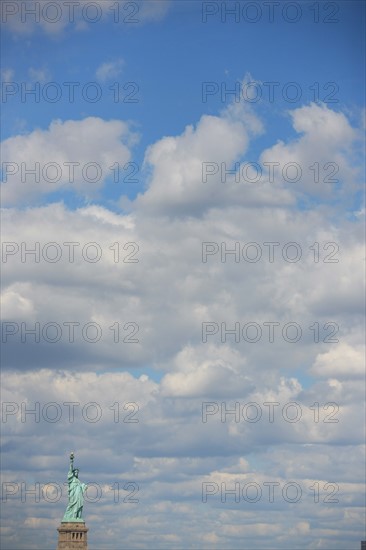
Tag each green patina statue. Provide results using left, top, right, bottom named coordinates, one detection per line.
left=62, top=452, right=88, bottom=522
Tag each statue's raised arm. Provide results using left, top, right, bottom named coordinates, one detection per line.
left=62, top=451, right=87, bottom=523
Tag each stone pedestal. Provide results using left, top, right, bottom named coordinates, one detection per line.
left=57, top=522, right=88, bottom=550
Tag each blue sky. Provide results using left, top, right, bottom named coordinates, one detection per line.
left=2, top=0, right=365, bottom=208
left=1, top=1, right=365, bottom=549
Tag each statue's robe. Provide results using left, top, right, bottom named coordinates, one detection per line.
left=62, top=466, right=87, bottom=521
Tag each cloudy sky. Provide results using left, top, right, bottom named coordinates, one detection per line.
left=1, top=1, right=365, bottom=548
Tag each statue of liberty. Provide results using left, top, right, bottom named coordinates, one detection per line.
left=62, top=452, right=88, bottom=522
